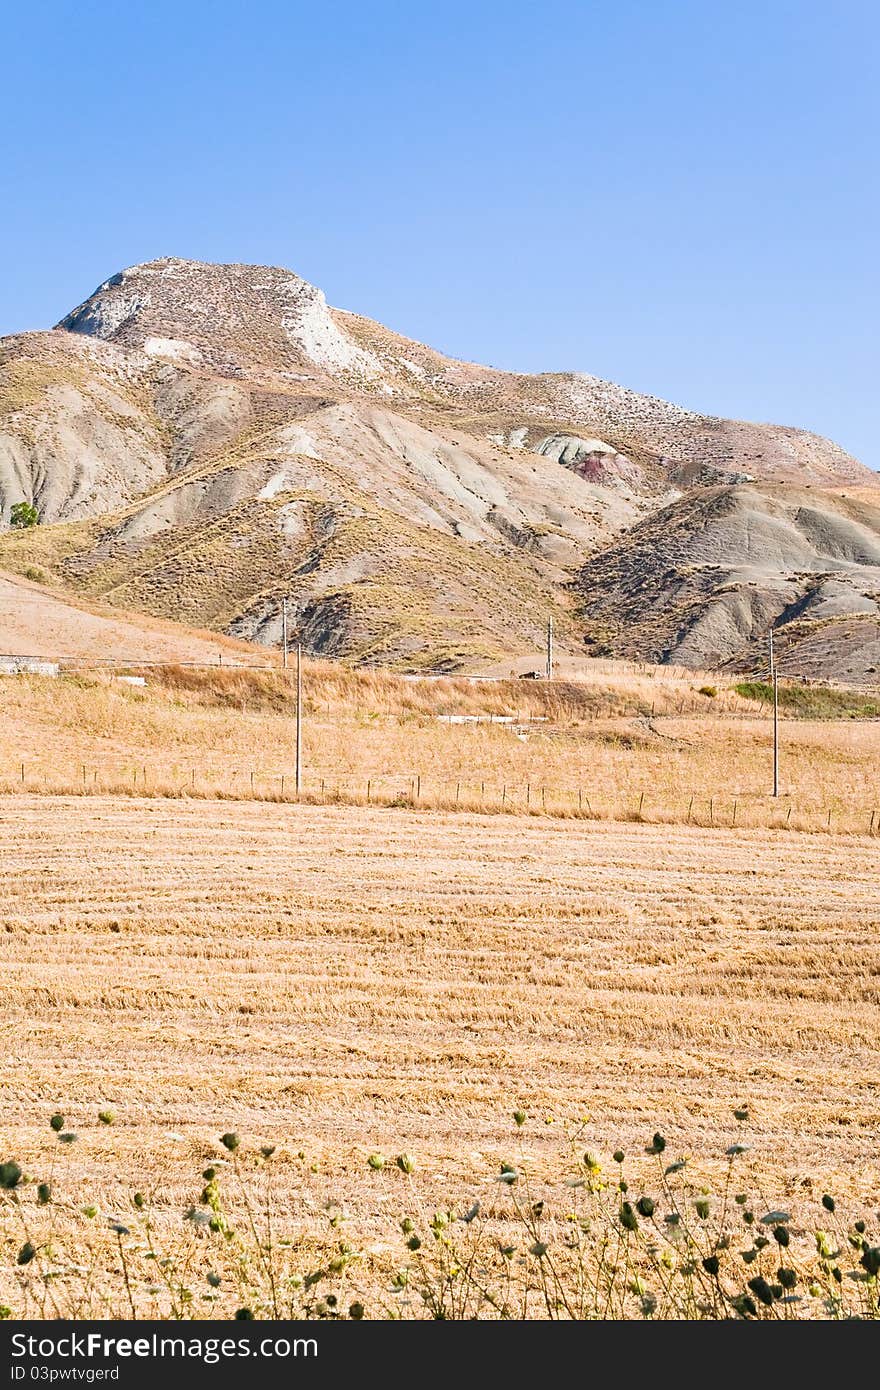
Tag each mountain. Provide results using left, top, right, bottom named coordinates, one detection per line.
left=0, top=256, right=876, bottom=674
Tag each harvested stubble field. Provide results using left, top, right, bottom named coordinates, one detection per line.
left=1, top=794, right=878, bottom=1316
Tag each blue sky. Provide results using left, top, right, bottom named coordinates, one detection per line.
left=3, top=1, right=878, bottom=466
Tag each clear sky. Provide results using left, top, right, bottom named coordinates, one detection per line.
left=3, top=1, right=878, bottom=466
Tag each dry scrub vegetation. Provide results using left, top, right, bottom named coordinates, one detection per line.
left=0, top=796, right=878, bottom=1317
left=0, top=662, right=877, bottom=834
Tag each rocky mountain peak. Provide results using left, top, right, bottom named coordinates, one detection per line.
left=58, top=257, right=382, bottom=380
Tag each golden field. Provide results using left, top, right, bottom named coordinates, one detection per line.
left=1, top=665, right=878, bottom=1317
left=1, top=793, right=879, bottom=1316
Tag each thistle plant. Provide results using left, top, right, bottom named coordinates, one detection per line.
left=0, top=1108, right=876, bottom=1320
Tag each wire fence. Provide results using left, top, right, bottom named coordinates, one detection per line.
left=2, top=763, right=878, bottom=837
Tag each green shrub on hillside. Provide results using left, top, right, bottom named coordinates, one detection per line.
left=9, top=501, right=39, bottom=530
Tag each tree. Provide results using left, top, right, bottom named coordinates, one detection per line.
left=10, top=502, right=39, bottom=529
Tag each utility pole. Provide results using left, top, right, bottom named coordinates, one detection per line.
left=546, top=615, right=554, bottom=681
left=295, top=640, right=302, bottom=795
left=282, top=598, right=289, bottom=670
left=770, top=628, right=779, bottom=797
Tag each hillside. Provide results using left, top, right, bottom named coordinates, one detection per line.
left=574, top=484, right=880, bottom=681
left=0, top=568, right=266, bottom=666
left=0, top=257, right=877, bottom=673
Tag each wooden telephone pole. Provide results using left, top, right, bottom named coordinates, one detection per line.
left=295, top=640, right=302, bottom=795
left=546, top=616, right=554, bottom=681
left=282, top=598, right=302, bottom=794
left=770, top=628, right=779, bottom=797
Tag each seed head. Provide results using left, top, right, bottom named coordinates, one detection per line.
left=619, top=1201, right=639, bottom=1232
left=861, top=1247, right=880, bottom=1277
left=0, top=1162, right=22, bottom=1190
left=748, top=1275, right=775, bottom=1306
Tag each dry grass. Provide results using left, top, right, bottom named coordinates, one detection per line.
left=0, top=663, right=878, bottom=834
left=0, top=796, right=878, bottom=1316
